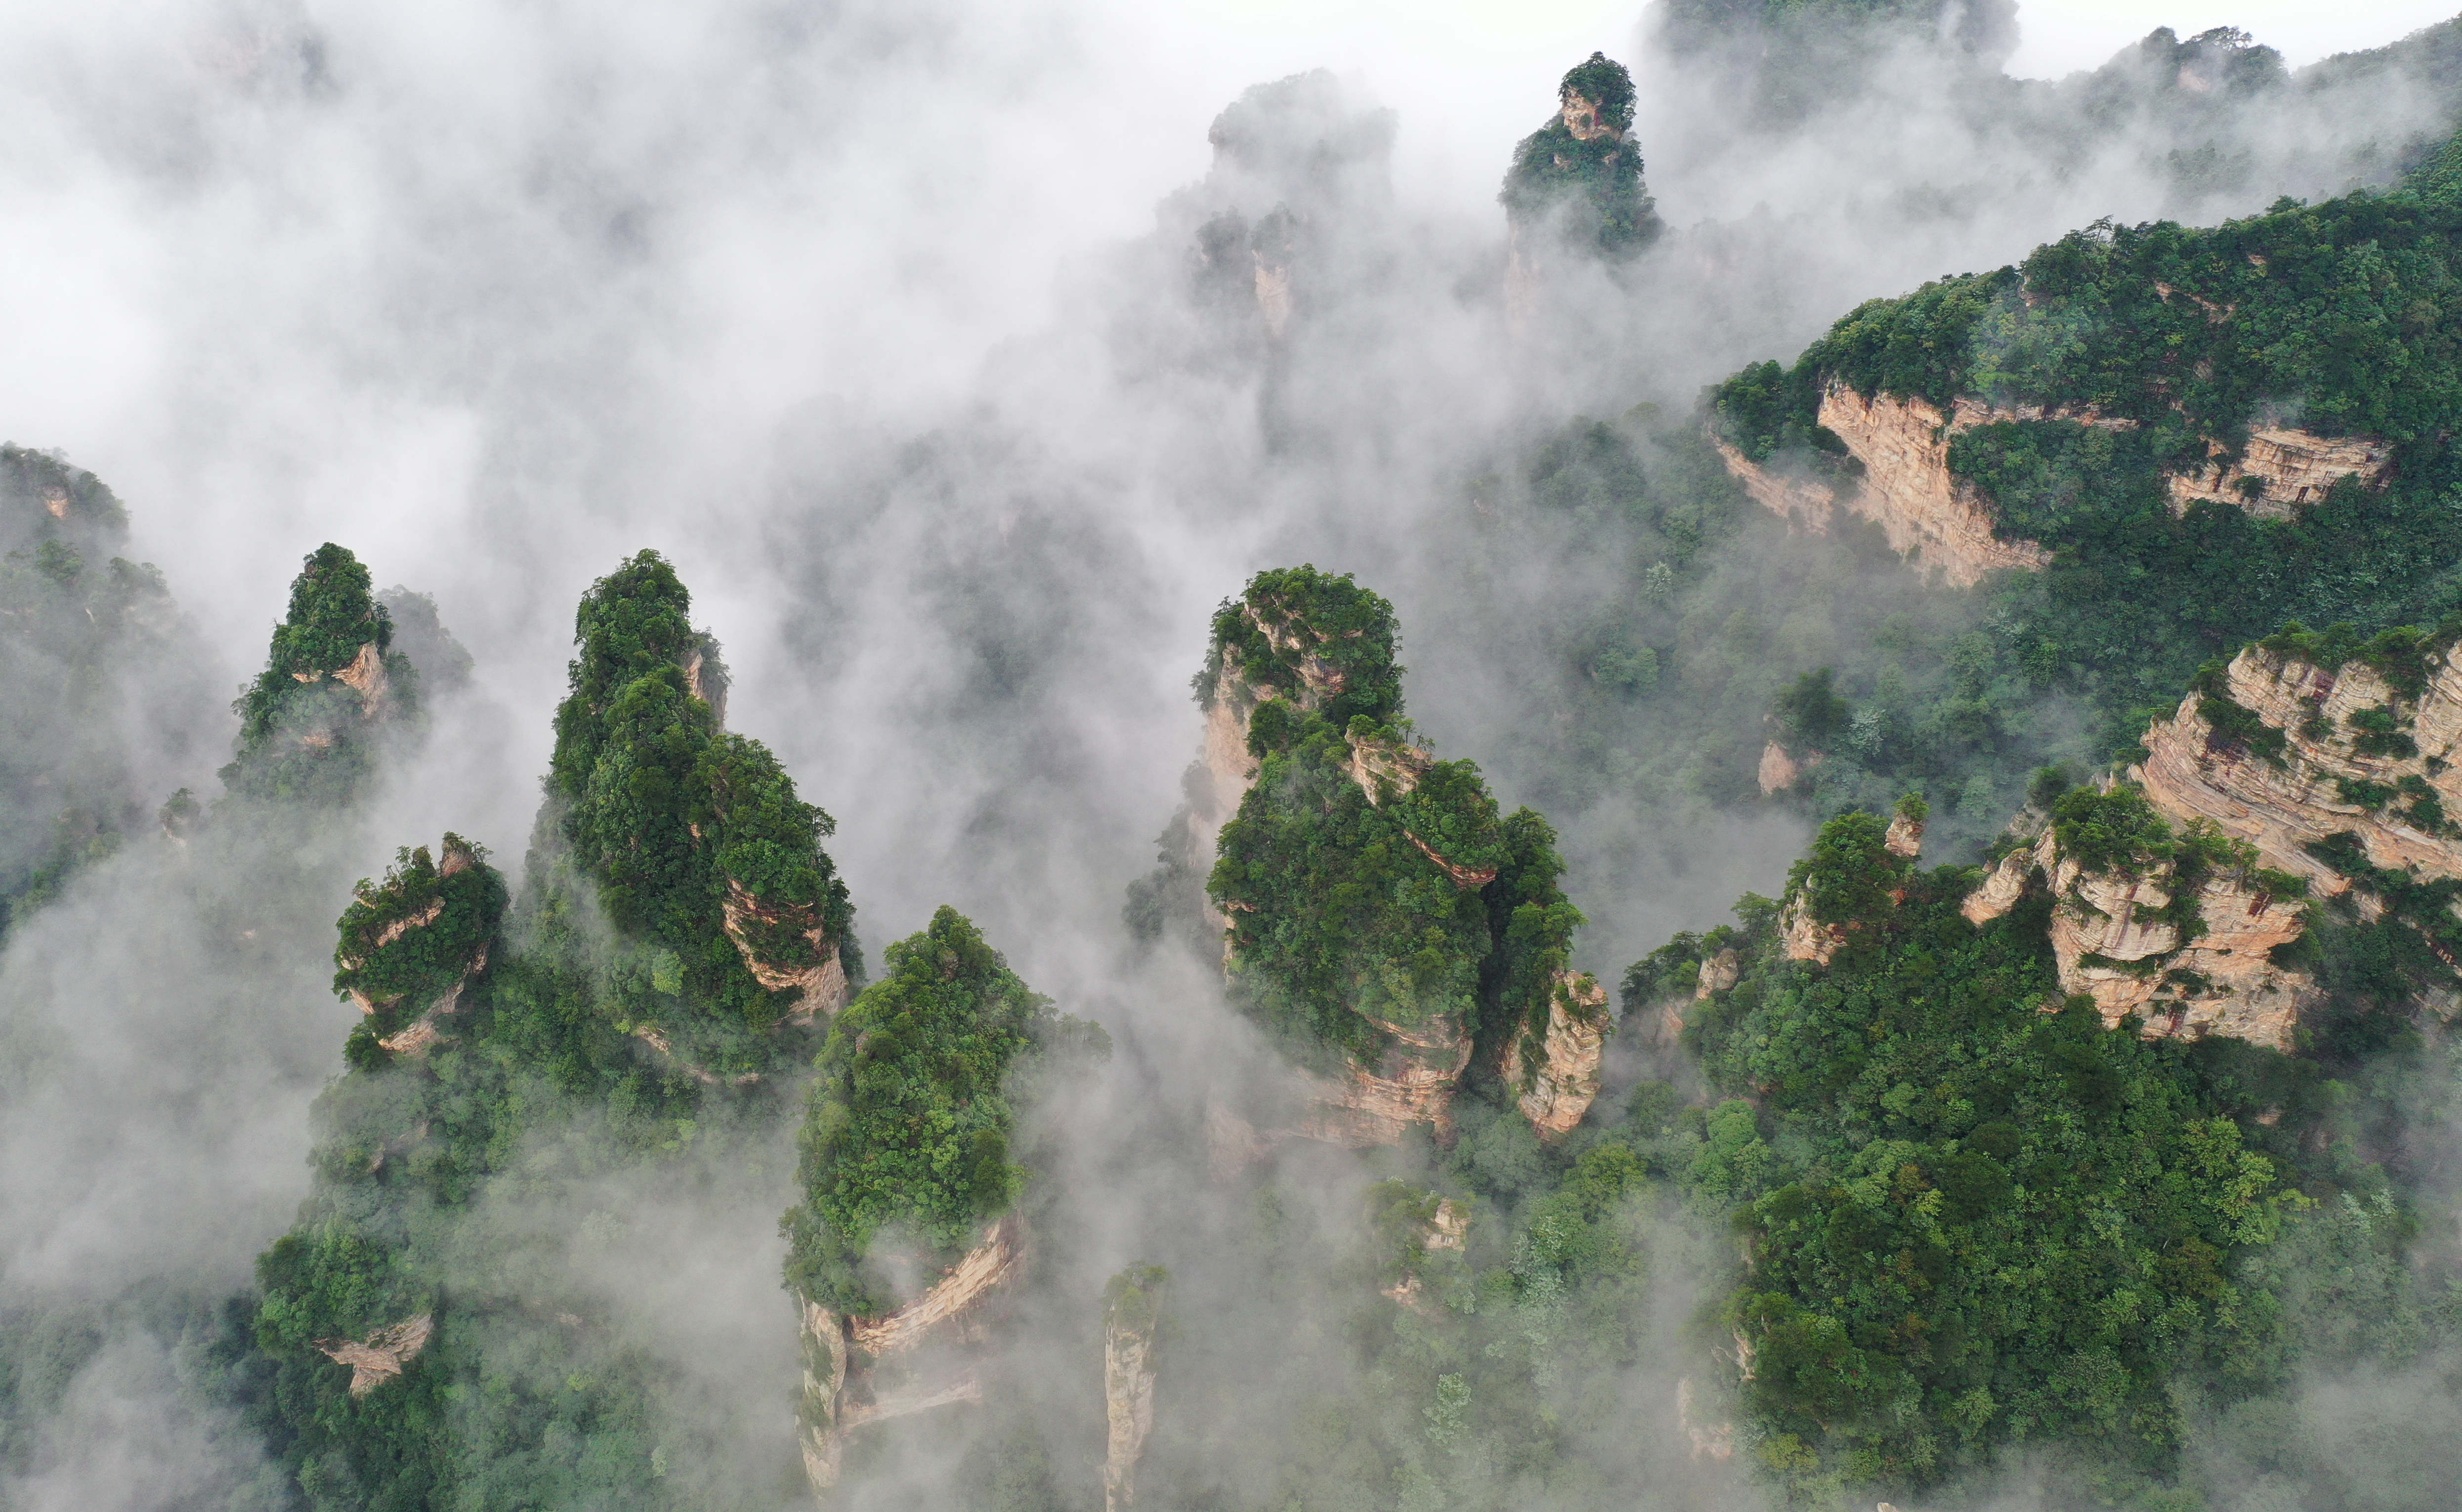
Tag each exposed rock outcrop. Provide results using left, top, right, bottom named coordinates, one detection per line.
left=795, top=1217, right=1026, bottom=1495
left=1757, top=739, right=1822, bottom=795
left=1778, top=894, right=1847, bottom=966
left=849, top=1218, right=1025, bottom=1358
left=331, top=640, right=393, bottom=721
left=2166, top=427, right=2391, bottom=519
left=1884, top=808, right=1925, bottom=859
left=315, top=1313, right=432, bottom=1397
left=1965, top=816, right=2315, bottom=1050
left=1503, top=971, right=1609, bottom=1137
left=719, top=880, right=852, bottom=1024
left=1811, top=385, right=2058, bottom=588
left=1718, top=442, right=1838, bottom=535
left=1297, top=1013, right=1478, bottom=1147
left=681, top=640, right=728, bottom=728
left=1102, top=1266, right=1168, bottom=1512
left=2135, top=644, right=2462, bottom=893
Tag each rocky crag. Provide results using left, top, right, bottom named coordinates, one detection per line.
left=783, top=907, right=1106, bottom=1498
left=222, top=543, right=424, bottom=804
left=1956, top=630, right=2462, bottom=1049
left=1101, top=1264, right=1168, bottom=1512
left=1500, top=52, right=1661, bottom=327
left=1187, top=566, right=1607, bottom=1146
left=247, top=551, right=863, bottom=1511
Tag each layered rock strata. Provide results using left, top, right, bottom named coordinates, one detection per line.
left=1807, top=386, right=2059, bottom=588
left=2135, top=644, right=2462, bottom=892
left=796, top=1217, right=1025, bottom=1493
left=719, top=881, right=852, bottom=1023
left=1964, top=817, right=2314, bottom=1050
left=2166, top=428, right=2391, bottom=519
left=1720, top=383, right=2391, bottom=583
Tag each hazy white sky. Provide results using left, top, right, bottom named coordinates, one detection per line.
left=1180, top=0, right=2459, bottom=78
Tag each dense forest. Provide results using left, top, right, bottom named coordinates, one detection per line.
left=9, top=8, right=2462, bottom=1512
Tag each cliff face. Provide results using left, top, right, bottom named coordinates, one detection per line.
left=1502, top=972, right=1609, bottom=1137
left=1720, top=382, right=2391, bottom=585
left=2135, top=644, right=2462, bottom=892
left=1101, top=1267, right=1168, bottom=1512
left=719, top=882, right=852, bottom=1024
left=2166, top=427, right=2391, bottom=518
left=1298, top=1014, right=1479, bottom=1147
left=1811, top=386, right=2058, bottom=588
left=795, top=1217, right=1025, bottom=1493
left=1965, top=818, right=2314, bottom=1050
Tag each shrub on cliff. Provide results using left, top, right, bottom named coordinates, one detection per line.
left=528, top=550, right=857, bottom=1071
left=1498, top=53, right=1661, bottom=261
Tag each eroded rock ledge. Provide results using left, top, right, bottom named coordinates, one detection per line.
left=796, top=1217, right=1026, bottom=1494
left=1959, top=638, right=2462, bottom=1049
left=1718, top=381, right=2389, bottom=585
left=1963, top=812, right=2313, bottom=1051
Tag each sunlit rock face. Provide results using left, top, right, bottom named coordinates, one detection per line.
left=1502, top=972, right=1609, bottom=1137
left=1964, top=819, right=2315, bottom=1052
left=1958, top=636, right=2462, bottom=1050
left=2135, top=644, right=2462, bottom=892
left=2165, top=426, right=2391, bottom=518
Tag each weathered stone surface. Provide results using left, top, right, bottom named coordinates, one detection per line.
left=795, top=1218, right=1023, bottom=1500
left=719, top=880, right=851, bottom=1024
left=1757, top=739, right=1808, bottom=795
left=1778, top=894, right=1846, bottom=966
left=1814, top=385, right=2058, bottom=588
left=1960, top=848, right=2032, bottom=926
left=1297, top=1012, right=1477, bottom=1147
left=1884, top=810, right=1925, bottom=859
left=315, top=1313, right=433, bottom=1398
left=2136, top=645, right=2462, bottom=893
left=849, top=1218, right=1025, bottom=1359
left=1717, top=443, right=1837, bottom=536
left=2167, top=427, right=2391, bottom=519
left=1378, top=1195, right=1470, bottom=1308
left=1966, top=818, right=2315, bottom=1051
left=1503, top=971, right=1609, bottom=1137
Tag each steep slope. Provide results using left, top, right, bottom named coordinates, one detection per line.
left=244, top=551, right=861, bottom=1511
left=780, top=906, right=1105, bottom=1495
left=1706, top=153, right=2462, bottom=760
left=527, top=550, right=858, bottom=1078
left=1180, top=566, right=1605, bottom=1144
left=1947, top=625, right=2462, bottom=1051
